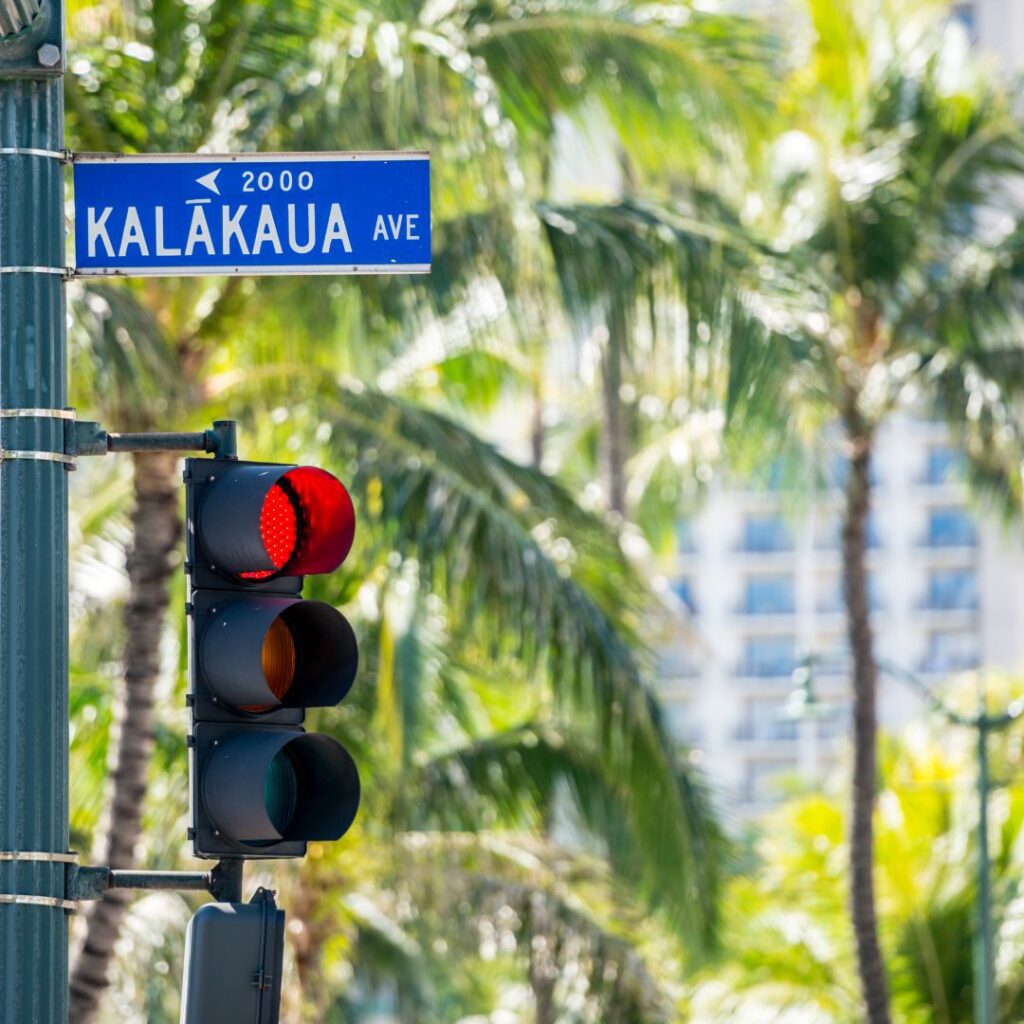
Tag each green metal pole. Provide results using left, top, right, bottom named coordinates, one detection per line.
left=974, top=714, right=995, bottom=1024
left=0, top=3, right=68, bottom=1022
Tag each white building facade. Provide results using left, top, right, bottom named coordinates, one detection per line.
left=652, top=0, right=1024, bottom=813
left=658, top=414, right=1024, bottom=811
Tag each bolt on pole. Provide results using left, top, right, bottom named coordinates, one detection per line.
left=0, top=0, right=68, bottom=1018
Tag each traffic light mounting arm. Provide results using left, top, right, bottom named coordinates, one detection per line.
left=71, top=418, right=238, bottom=459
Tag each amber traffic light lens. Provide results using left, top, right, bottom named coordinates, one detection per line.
left=239, top=615, right=298, bottom=713
left=262, top=616, right=297, bottom=701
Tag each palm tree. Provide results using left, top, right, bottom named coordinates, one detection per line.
left=534, top=2, right=1024, bottom=1019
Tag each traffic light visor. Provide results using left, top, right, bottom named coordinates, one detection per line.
left=201, top=597, right=359, bottom=713
left=199, top=463, right=355, bottom=580
left=203, top=731, right=360, bottom=845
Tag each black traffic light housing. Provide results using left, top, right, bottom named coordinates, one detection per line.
left=185, top=458, right=360, bottom=859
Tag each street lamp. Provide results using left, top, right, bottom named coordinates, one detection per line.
left=787, top=655, right=1024, bottom=1024
left=781, top=659, right=841, bottom=782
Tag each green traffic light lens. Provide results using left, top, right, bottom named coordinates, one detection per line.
left=264, top=747, right=300, bottom=836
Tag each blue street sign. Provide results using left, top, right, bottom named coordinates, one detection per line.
left=72, top=152, right=430, bottom=277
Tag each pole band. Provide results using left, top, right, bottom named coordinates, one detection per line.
left=0, top=894, right=78, bottom=912
left=0, top=408, right=75, bottom=420
left=0, top=850, right=78, bottom=864
left=0, top=450, right=75, bottom=466
left=0, top=147, right=67, bottom=160
left=0, top=265, right=70, bottom=276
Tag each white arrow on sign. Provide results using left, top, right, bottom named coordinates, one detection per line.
left=195, top=169, right=221, bottom=195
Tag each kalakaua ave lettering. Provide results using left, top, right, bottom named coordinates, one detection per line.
left=86, top=202, right=361, bottom=259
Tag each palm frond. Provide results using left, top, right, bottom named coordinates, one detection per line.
left=68, top=283, right=184, bottom=423
left=392, top=831, right=679, bottom=1022
left=319, top=386, right=722, bottom=948
left=412, top=722, right=722, bottom=944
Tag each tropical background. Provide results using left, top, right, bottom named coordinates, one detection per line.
left=61, top=0, right=1024, bottom=1021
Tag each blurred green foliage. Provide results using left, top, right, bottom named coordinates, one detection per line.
left=685, top=678, right=1024, bottom=1024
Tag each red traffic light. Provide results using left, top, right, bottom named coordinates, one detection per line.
left=199, top=464, right=355, bottom=581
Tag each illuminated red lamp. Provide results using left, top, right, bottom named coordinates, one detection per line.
left=199, top=463, right=355, bottom=582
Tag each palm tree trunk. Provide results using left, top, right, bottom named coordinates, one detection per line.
left=69, top=453, right=183, bottom=1024
left=841, top=420, right=891, bottom=1024
left=528, top=913, right=558, bottom=1024
left=530, top=956, right=558, bottom=1024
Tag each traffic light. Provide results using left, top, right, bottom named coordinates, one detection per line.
left=185, top=458, right=360, bottom=859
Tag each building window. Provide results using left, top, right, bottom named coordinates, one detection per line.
left=867, top=515, right=883, bottom=549
left=740, top=635, right=797, bottom=678
left=925, top=507, right=976, bottom=547
left=672, top=578, right=697, bottom=614
left=951, top=2, right=976, bottom=40
left=663, top=700, right=702, bottom=744
left=676, top=519, right=696, bottom=554
left=742, top=574, right=795, bottom=615
left=925, top=445, right=962, bottom=486
left=736, top=697, right=798, bottom=741
left=827, top=454, right=880, bottom=489
left=742, top=515, right=793, bottom=553
left=921, top=630, right=979, bottom=674
left=925, top=569, right=978, bottom=611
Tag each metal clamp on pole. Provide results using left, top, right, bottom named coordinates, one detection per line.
left=0, top=266, right=71, bottom=277
left=0, top=893, right=78, bottom=912
left=0, top=408, right=78, bottom=467
left=0, top=850, right=77, bottom=863
left=0, top=851, right=81, bottom=913
left=0, top=146, right=68, bottom=160
left=0, top=408, right=75, bottom=420
left=0, top=448, right=75, bottom=466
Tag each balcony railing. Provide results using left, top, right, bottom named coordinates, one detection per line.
left=919, top=652, right=980, bottom=674
left=733, top=721, right=799, bottom=742
left=735, top=660, right=799, bottom=679
left=737, top=597, right=796, bottom=616
left=919, top=596, right=979, bottom=612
